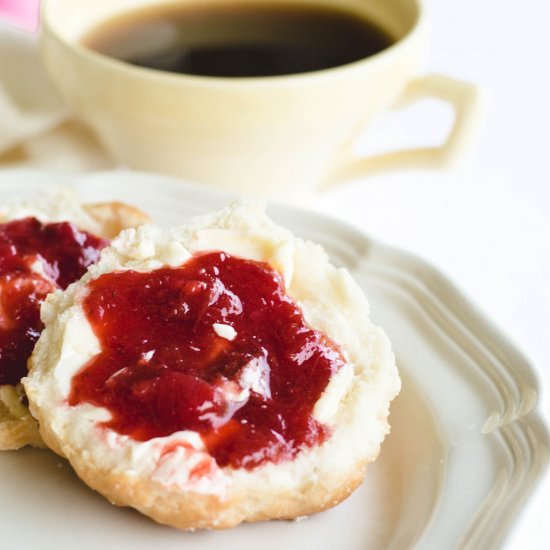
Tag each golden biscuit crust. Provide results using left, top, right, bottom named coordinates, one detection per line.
left=30, top=394, right=372, bottom=530
left=0, top=405, right=45, bottom=450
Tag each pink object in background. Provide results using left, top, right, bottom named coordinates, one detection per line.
left=0, top=0, right=40, bottom=32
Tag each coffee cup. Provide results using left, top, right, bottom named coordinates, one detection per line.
left=41, top=0, right=483, bottom=202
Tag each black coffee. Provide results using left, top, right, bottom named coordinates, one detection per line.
left=82, top=2, right=395, bottom=77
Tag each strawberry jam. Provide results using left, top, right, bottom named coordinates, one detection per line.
left=70, top=252, right=346, bottom=469
left=0, top=217, right=107, bottom=386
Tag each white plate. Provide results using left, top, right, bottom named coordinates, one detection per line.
left=1, top=169, right=548, bottom=549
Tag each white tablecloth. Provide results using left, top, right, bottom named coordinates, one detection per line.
left=0, top=1, right=549, bottom=547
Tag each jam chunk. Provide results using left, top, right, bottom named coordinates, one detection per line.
left=70, top=252, right=346, bottom=469
left=0, top=217, right=107, bottom=386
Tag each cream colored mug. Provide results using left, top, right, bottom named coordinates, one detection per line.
left=41, top=0, right=482, bottom=202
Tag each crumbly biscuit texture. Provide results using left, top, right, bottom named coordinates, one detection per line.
left=24, top=201, right=400, bottom=529
left=0, top=187, right=149, bottom=450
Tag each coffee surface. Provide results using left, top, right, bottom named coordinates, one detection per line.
left=82, top=2, right=394, bottom=77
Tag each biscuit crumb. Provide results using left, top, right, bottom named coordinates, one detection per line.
left=213, top=323, right=237, bottom=341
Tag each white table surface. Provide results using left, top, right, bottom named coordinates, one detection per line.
left=315, top=0, right=549, bottom=547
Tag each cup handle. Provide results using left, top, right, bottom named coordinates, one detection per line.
left=324, top=74, right=485, bottom=187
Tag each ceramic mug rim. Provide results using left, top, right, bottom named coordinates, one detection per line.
left=41, top=0, right=426, bottom=90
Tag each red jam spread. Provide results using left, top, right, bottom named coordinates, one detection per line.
left=70, top=251, right=346, bottom=469
left=0, top=217, right=108, bottom=386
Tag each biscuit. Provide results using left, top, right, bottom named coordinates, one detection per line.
left=24, top=201, right=400, bottom=529
left=0, top=188, right=149, bottom=450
